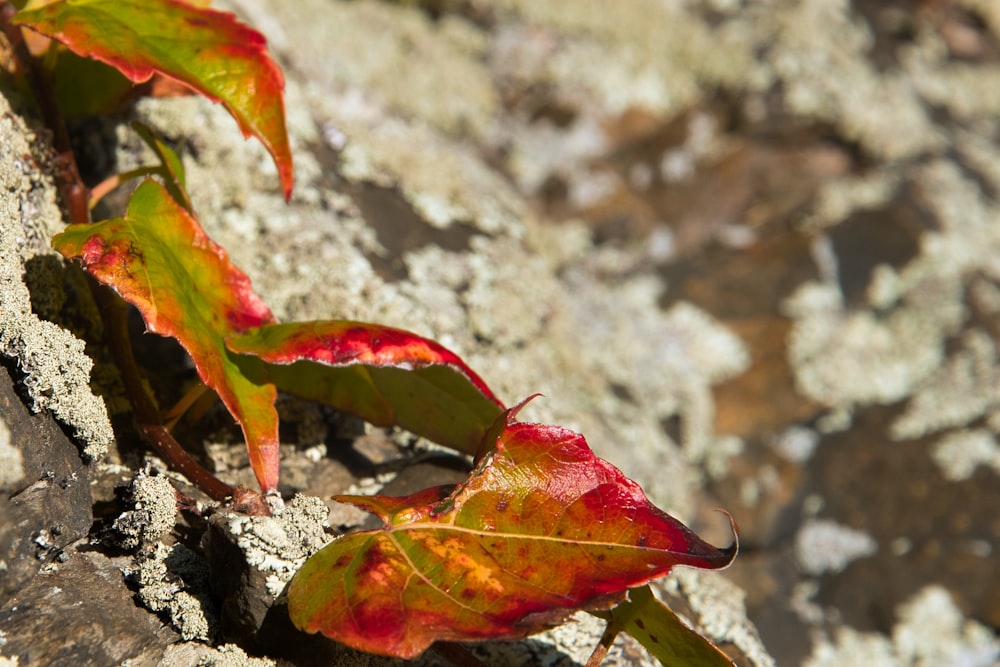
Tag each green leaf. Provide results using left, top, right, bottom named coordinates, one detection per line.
left=131, top=120, right=191, bottom=212
left=48, top=47, right=135, bottom=117
left=288, top=397, right=737, bottom=659
left=227, top=321, right=505, bottom=456
left=52, top=179, right=282, bottom=492
left=594, top=585, right=736, bottom=667
left=14, top=0, right=294, bottom=199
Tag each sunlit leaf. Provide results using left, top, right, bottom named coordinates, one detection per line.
left=288, top=397, right=737, bottom=659
left=131, top=120, right=190, bottom=211
left=52, top=179, right=281, bottom=491
left=14, top=0, right=294, bottom=199
left=227, top=321, right=505, bottom=456
left=594, top=585, right=736, bottom=667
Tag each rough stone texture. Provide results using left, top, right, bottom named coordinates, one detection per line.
left=204, top=494, right=330, bottom=647
left=0, top=543, right=177, bottom=667
left=111, top=471, right=180, bottom=550
left=0, top=93, right=114, bottom=461
left=0, top=365, right=92, bottom=608
left=132, top=542, right=218, bottom=643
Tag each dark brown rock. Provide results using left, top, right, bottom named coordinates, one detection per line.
left=0, top=364, right=93, bottom=607
left=0, top=542, right=177, bottom=666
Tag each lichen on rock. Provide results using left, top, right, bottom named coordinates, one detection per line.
left=111, top=472, right=180, bottom=550
left=0, top=93, right=113, bottom=461
left=0, top=418, right=24, bottom=490
left=794, top=518, right=878, bottom=576
left=130, top=542, right=219, bottom=642
left=221, top=493, right=330, bottom=599
left=803, top=585, right=1000, bottom=667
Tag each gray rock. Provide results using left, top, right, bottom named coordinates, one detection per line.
left=0, top=92, right=114, bottom=461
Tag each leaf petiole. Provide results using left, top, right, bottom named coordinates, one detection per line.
left=162, top=381, right=211, bottom=431
left=88, top=166, right=160, bottom=210
left=585, top=621, right=619, bottom=667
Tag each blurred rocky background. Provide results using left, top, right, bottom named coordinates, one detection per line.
left=2, top=0, right=1000, bottom=665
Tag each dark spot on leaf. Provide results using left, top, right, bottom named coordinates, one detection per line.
left=637, top=535, right=648, bottom=547
left=462, top=589, right=476, bottom=600
left=648, top=633, right=659, bottom=644
left=635, top=618, right=645, bottom=630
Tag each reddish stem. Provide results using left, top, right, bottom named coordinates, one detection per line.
left=136, top=424, right=234, bottom=502
left=92, top=279, right=235, bottom=501
left=584, top=622, right=618, bottom=667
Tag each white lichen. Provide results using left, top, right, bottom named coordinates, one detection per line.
left=794, top=519, right=878, bottom=576
left=112, top=472, right=179, bottom=549
left=131, top=543, right=217, bottom=642
left=894, top=586, right=1000, bottom=666
left=770, top=426, right=820, bottom=463
left=765, top=0, right=942, bottom=161
left=930, top=429, right=1000, bottom=482
left=0, top=96, right=114, bottom=461
left=805, top=585, right=1000, bottom=667
left=225, top=494, right=330, bottom=598
left=805, top=628, right=898, bottom=667
left=157, top=642, right=278, bottom=667
left=0, top=418, right=24, bottom=489
left=785, top=281, right=956, bottom=411
left=892, top=330, right=1000, bottom=441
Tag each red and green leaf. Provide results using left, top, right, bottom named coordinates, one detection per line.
left=287, top=397, right=737, bottom=659
left=52, top=179, right=282, bottom=491
left=226, top=321, right=505, bottom=456
left=593, top=585, right=736, bottom=667
left=13, top=0, right=294, bottom=199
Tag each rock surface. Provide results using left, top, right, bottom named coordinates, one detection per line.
left=0, top=364, right=92, bottom=608
left=0, top=543, right=177, bottom=667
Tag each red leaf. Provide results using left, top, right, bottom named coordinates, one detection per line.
left=14, top=0, right=294, bottom=199
left=52, top=179, right=281, bottom=491
left=227, top=321, right=505, bottom=455
left=288, top=397, right=737, bottom=659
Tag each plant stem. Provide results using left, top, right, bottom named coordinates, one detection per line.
left=584, top=621, right=619, bottom=667
left=0, top=2, right=89, bottom=225
left=92, top=279, right=235, bottom=501
left=163, top=381, right=211, bottom=430
left=88, top=166, right=160, bottom=210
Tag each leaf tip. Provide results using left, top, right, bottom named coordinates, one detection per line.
left=715, top=509, right=740, bottom=569
left=507, top=393, right=544, bottom=419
